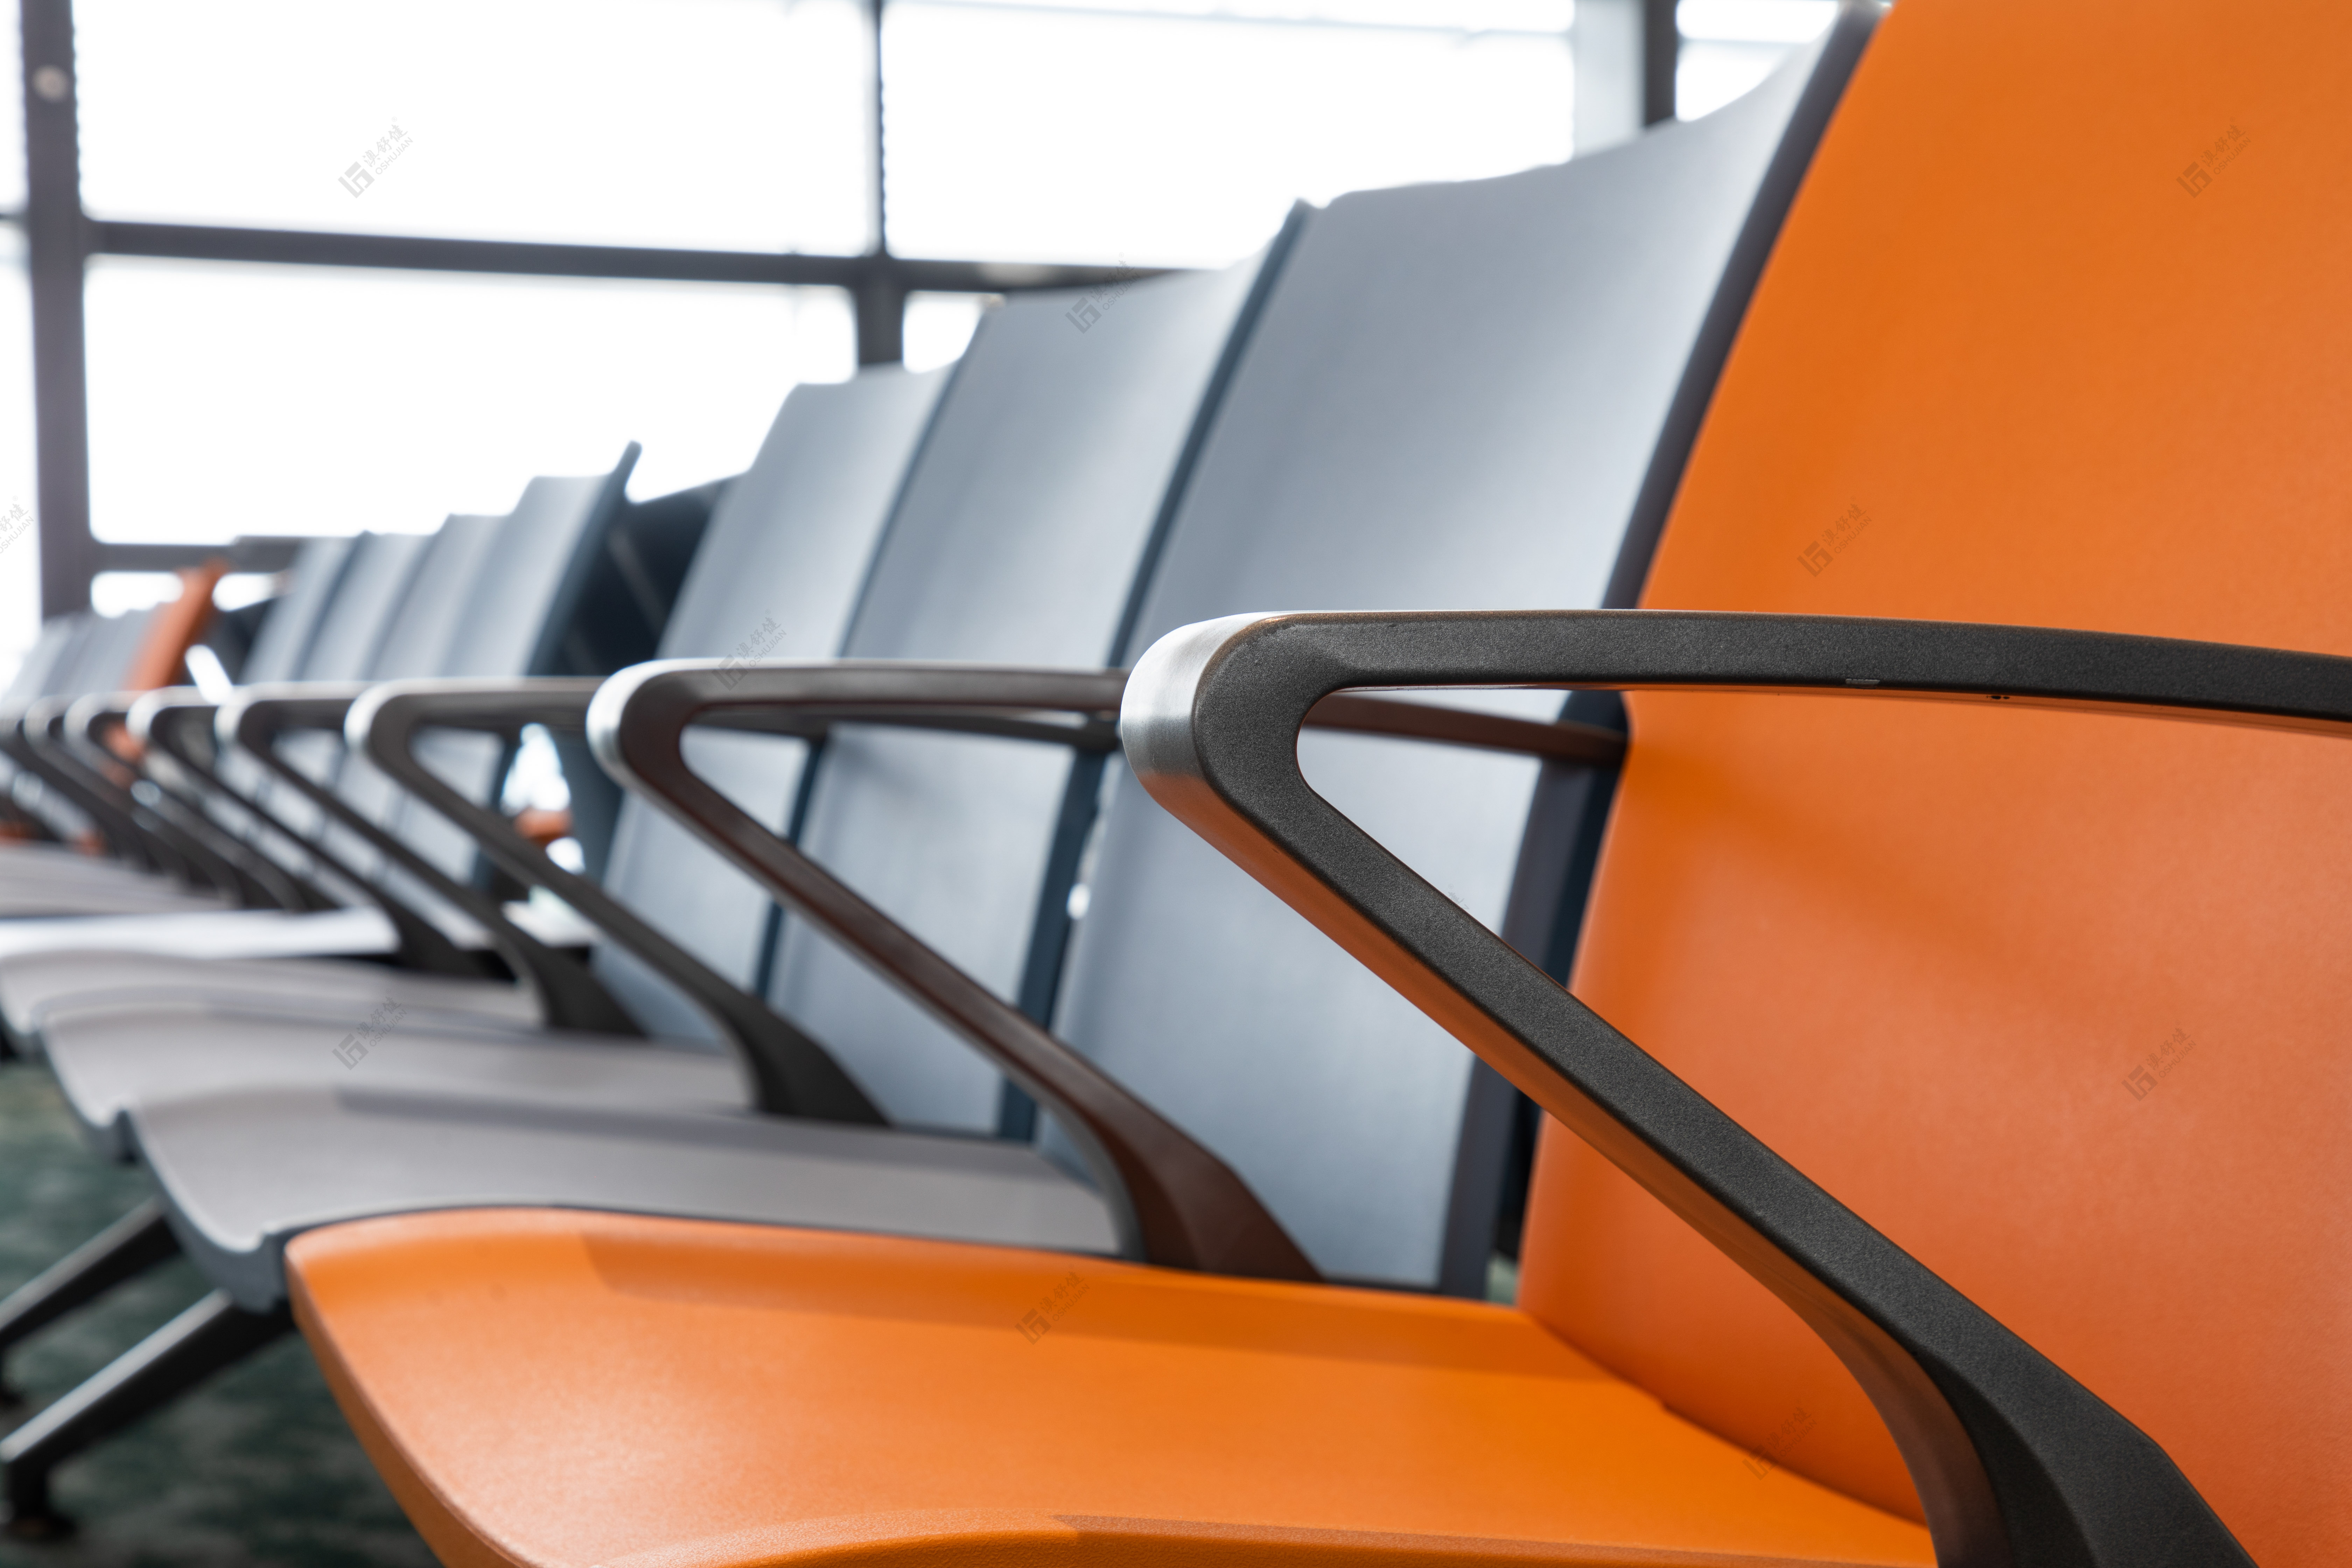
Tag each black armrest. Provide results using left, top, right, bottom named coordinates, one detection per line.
left=1121, top=609, right=2285, bottom=1568
left=218, top=684, right=637, bottom=1020
left=9, top=694, right=170, bottom=875
left=130, top=690, right=340, bottom=912
left=588, top=659, right=1322, bottom=1280
left=583, top=658, right=1621, bottom=1276
left=345, top=677, right=880, bottom=1125
left=59, top=690, right=284, bottom=906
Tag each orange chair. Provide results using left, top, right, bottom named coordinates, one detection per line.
left=288, top=1, right=2325, bottom=1563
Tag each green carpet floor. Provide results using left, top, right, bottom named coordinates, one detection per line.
left=0, top=1064, right=438, bottom=1568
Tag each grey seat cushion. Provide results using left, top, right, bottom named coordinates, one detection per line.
left=0, top=906, right=400, bottom=970
left=132, top=1082, right=1117, bottom=1310
left=4, top=952, right=538, bottom=1057
left=0, top=881, right=233, bottom=919
left=41, top=1002, right=750, bottom=1160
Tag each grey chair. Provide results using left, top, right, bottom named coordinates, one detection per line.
left=0, top=614, right=170, bottom=886
left=0, top=531, right=443, bottom=933
left=0, top=471, right=643, bottom=1073
left=25, top=257, right=1258, bottom=1159
left=0, top=536, right=409, bottom=912
left=0, top=536, right=360, bottom=889
left=0, top=377, right=942, bottom=1059
left=0, top=265, right=1261, bottom=1527
left=0, top=459, right=635, bottom=997
left=0, top=609, right=212, bottom=908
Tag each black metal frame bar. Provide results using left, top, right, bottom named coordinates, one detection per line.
left=1, top=1289, right=290, bottom=1537
left=0, top=1198, right=178, bottom=1408
left=1118, top=607, right=2286, bottom=1568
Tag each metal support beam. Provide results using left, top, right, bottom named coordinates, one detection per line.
left=1642, top=0, right=1679, bottom=126
left=90, top=221, right=1149, bottom=296
left=0, top=1199, right=180, bottom=1404
left=855, top=272, right=908, bottom=367
left=95, top=536, right=306, bottom=574
left=20, top=0, right=91, bottom=620
left=857, top=0, right=903, bottom=364
left=1573, top=0, right=1676, bottom=152
left=1, top=1290, right=292, bottom=1538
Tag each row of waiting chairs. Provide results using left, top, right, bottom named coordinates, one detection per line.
left=0, top=0, right=2333, bottom=1562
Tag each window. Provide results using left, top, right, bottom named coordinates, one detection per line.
left=77, top=0, right=874, bottom=253
left=12, top=0, right=1596, bottom=635
left=1676, top=0, right=1837, bottom=121
left=884, top=0, right=1573, bottom=266
left=85, top=259, right=853, bottom=543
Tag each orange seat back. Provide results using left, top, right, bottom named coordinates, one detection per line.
left=120, top=562, right=228, bottom=693
left=1515, top=2, right=2351, bottom=1561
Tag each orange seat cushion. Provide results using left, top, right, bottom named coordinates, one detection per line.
left=288, top=1209, right=1931, bottom=1568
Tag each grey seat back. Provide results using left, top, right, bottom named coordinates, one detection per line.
left=6, top=616, right=91, bottom=706
left=249, top=528, right=450, bottom=852
left=385, top=463, right=639, bottom=882
left=52, top=610, right=156, bottom=696
left=1052, top=34, right=1861, bottom=1292
left=204, top=533, right=376, bottom=843
left=2, top=615, right=103, bottom=830
left=239, top=536, right=359, bottom=686
left=768, top=257, right=1269, bottom=1130
left=588, top=370, right=951, bottom=1038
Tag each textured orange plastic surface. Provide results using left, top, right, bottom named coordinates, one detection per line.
left=288, top=1210, right=1930, bottom=1568
left=1521, top=0, right=2352, bottom=1559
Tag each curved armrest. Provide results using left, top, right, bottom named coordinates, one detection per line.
left=589, top=659, right=1328, bottom=1281
left=12, top=694, right=168, bottom=874
left=1121, top=609, right=2288, bottom=1568
left=219, top=684, right=638, bottom=1012
left=345, top=678, right=881, bottom=1125
left=131, top=689, right=338, bottom=912
left=130, top=689, right=228, bottom=783
left=63, top=690, right=281, bottom=906
left=218, top=682, right=371, bottom=743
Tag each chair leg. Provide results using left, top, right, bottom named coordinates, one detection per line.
left=0, top=1199, right=181, bottom=1405
left=1, top=1289, right=290, bottom=1538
